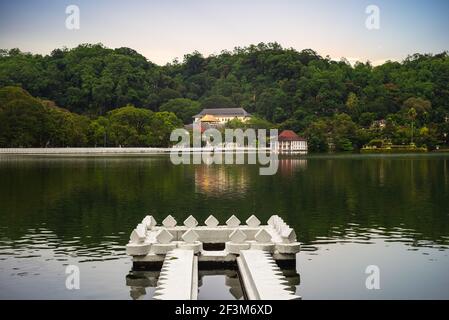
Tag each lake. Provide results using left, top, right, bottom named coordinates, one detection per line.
left=0, top=153, right=449, bottom=299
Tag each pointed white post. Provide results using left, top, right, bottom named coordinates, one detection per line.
left=205, top=215, right=219, bottom=227
left=156, top=229, right=174, bottom=244
left=226, top=215, right=241, bottom=227
left=162, top=215, right=177, bottom=227
left=229, top=229, right=247, bottom=243
left=182, top=229, right=199, bottom=243
left=184, top=215, right=198, bottom=228
left=246, top=215, right=261, bottom=227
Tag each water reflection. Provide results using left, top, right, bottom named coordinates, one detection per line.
left=1, top=154, right=449, bottom=247
left=194, top=165, right=249, bottom=196
left=278, top=158, right=307, bottom=176
left=0, top=227, right=127, bottom=262
left=1, top=154, right=449, bottom=299
left=126, top=270, right=159, bottom=300
left=198, top=270, right=244, bottom=300
left=125, top=267, right=300, bottom=300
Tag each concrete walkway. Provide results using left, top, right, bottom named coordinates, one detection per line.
left=153, top=249, right=198, bottom=300
left=237, top=250, right=300, bottom=300
left=0, top=147, right=169, bottom=154
left=128, top=214, right=301, bottom=300
left=0, top=147, right=271, bottom=155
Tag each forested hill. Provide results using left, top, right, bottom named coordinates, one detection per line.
left=1, top=43, right=449, bottom=151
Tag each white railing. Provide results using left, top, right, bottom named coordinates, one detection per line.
left=0, top=147, right=274, bottom=154
left=0, top=147, right=169, bottom=154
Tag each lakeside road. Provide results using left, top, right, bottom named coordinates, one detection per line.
left=0, top=147, right=170, bottom=155
left=0, top=147, right=273, bottom=155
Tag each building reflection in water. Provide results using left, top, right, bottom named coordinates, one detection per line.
left=125, top=266, right=300, bottom=300
left=278, top=159, right=307, bottom=176
left=194, top=159, right=308, bottom=195
left=194, top=165, right=249, bottom=196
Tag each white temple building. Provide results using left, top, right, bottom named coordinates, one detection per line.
left=193, top=108, right=251, bottom=125
left=273, top=130, right=308, bottom=154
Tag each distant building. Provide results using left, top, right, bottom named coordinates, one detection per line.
left=371, top=119, right=386, bottom=129
left=184, top=122, right=211, bottom=134
left=193, top=108, right=251, bottom=125
left=274, top=130, right=308, bottom=154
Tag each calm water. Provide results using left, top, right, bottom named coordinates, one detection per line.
left=1, top=154, right=449, bottom=299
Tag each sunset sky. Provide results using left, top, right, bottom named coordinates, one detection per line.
left=1, top=0, right=448, bottom=65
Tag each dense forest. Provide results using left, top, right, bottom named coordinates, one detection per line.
left=0, top=43, right=448, bottom=151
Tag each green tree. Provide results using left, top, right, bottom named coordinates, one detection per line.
left=159, top=98, right=201, bottom=124
left=107, top=105, right=153, bottom=146
left=89, top=116, right=109, bottom=147
left=305, top=118, right=329, bottom=152
left=1, top=43, right=449, bottom=150
left=148, top=111, right=183, bottom=147
left=408, top=107, right=417, bottom=144
left=0, top=97, right=48, bottom=147
left=0, top=86, right=90, bottom=147
left=45, top=105, right=89, bottom=147
left=158, top=88, right=182, bottom=105
left=225, top=118, right=246, bottom=129
left=359, top=112, right=376, bottom=127
left=345, top=92, right=360, bottom=118
left=200, top=95, right=235, bottom=109
left=245, top=116, right=276, bottom=130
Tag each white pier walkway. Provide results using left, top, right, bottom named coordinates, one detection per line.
left=127, top=214, right=301, bottom=300
left=153, top=249, right=198, bottom=300
left=237, top=250, right=300, bottom=300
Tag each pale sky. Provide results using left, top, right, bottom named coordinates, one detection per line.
left=0, top=0, right=448, bottom=65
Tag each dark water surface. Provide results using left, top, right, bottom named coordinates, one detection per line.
left=0, top=154, right=449, bottom=299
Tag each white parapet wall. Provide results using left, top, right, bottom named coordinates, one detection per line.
left=127, top=214, right=301, bottom=300
left=126, top=214, right=300, bottom=263
left=0, top=148, right=169, bottom=154
left=0, top=147, right=273, bottom=155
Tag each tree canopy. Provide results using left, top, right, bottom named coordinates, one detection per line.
left=1, top=43, right=448, bottom=150
left=159, top=98, right=201, bottom=124
left=0, top=86, right=182, bottom=148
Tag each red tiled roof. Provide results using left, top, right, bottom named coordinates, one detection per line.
left=278, top=130, right=306, bottom=141
left=185, top=122, right=211, bottom=133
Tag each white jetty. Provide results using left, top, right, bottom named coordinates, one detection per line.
left=237, top=250, right=300, bottom=300
left=153, top=249, right=198, bottom=300
left=126, top=214, right=301, bottom=300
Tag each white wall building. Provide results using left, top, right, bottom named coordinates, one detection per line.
left=193, top=108, right=251, bottom=125
left=273, top=130, right=308, bottom=154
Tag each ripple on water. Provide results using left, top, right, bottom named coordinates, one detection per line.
left=0, top=227, right=128, bottom=268
left=14, top=255, right=42, bottom=259
left=301, top=225, right=449, bottom=254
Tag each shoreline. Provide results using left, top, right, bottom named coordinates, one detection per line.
left=0, top=147, right=170, bottom=155
left=0, top=148, right=447, bottom=157
left=0, top=147, right=275, bottom=156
